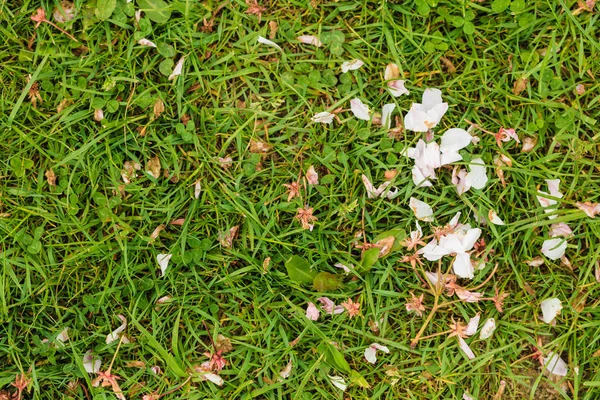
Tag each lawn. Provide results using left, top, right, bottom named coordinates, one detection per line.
left=1, top=0, right=599, bottom=399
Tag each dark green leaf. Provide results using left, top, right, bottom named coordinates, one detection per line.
left=285, top=255, right=317, bottom=284
left=313, top=272, right=342, bottom=291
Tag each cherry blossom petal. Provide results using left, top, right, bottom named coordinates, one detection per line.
left=306, top=302, right=319, bottom=321
left=311, top=111, right=335, bottom=124
left=575, top=201, right=600, bottom=218
left=404, top=105, right=430, bottom=132
left=381, top=103, right=395, bottom=129
left=465, top=313, right=480, bottom=336
left=479, top=318, right=496, bottom=340
left=488, top=209, right=505, bottom=225
left=168, top=57, right=185, bottom=81
left=540, top=298, right=562, bottom=324
left=106, top=315, right=127, bottom=344
left=453, top=252, right=474, bottom=279
left=546, top=179, right=562, bottom=198
left=409, top=197, right=434, bottom=222
left=138, top=38, right=156, bottom=47
left=543, top=352, right=568, bottom=376
left=297, top=35, right=322, bottom=47
left=465, top=158, right=488, bottom=190
left=156, top=253, right=172, bottom=277
left=306, top=165, right=318, bottom=185
left=412, top=165, right=433, bottom=187
left=279, top=359, right=293, bottom=379
left=202, top=372, right=224, bottom=385
left=364, top=343, right=390, bottom=364
left=420, top=239, right=453, bottom=261
left=83, top=350, right=102, bottom=373
left=350, top=98, right=370, bottom=121
left=440, top=128, right=472, bottom=154
left=334, top=262, right=353, bottom=274
left=384, top=63, right=399, bottom=81
left=56, top=327, right=70, bottom=343
left=462, top=228, right=482, bottom=251
left=328, top=375, right=347, bottom=391
left=258, top=36, right=282, bottom=51
left=541, top=238, right=567, bottom=260
left=341, top=59, right=364, bottom=73
left=388, top=80, right=409, bottom=97
left=550, top=223, right=572, bottom=238
left=458, top=336, right=476, bottom=360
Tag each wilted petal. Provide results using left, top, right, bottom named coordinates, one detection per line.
left=297, top=35, right=322, bottom=47
left=279, top=359, right=293, bottom=378
left=83, top=350, right=102, bottom=373
left=388, top=80, right=409, bottom=97
left=540, top=298, right=562, bottom=324
left=203, top=372, right=224, bottom=385
left=453, top=253, right=474, bottom=279
left=106, top=315, right=127, bottom=344
left=575, top=201, right=600, bottom=218
left=458, top=336, right=476, bottom=360
left=463, top=393, right=476, bottom=400
left=306, top=166, right=318, bottom=185
left=168, top=57, right=185, bottom=80
left=488, top=209, right=505, bottom=225
left=341, top=59, right=364, bottom=73
left=409, top=197, right=434, bottom=222
left=541, top=238, right=567, bottom=260
left=334, top=263, right=353, bottom=274
left=384, top=63, right=399, bottom=80
left=156, top=253, right=173, bottom=277
left=258, top=36, right=282, bottom=51
left=465, top=158, right=487, bottom=190
left=381, top=103, right=395, bottom=129
left=550, top=223, right=572, bottom=238
left=455, top=287, right=483, bottom=302
left=194, top=180, right=201, bottom=199
left=317, top=297, right=335, bottom=314
left=138, top=38, right=157, bottom=47
left=56, top=327, right=70, bottom=343
left=543, top=352, right=568, bottom=376
left=328, top=375, right=347, bottom=391
left=364, top=343, right=390, bottom=364
left=306, top=302, right=319, bottom=321
left=311, top=112, right=335, bottom=124
left=465, top=313, right=480, bottom=336
left=350, top=98, right=370, bottom=121
left=479, top=318, right=496, bottom=339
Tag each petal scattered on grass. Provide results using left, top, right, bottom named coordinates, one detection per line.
left=458, top=336, right=475, bottom=360
left=341, top=59, right=364, bottom=73
left=479, top=318, right=496, bottom=340
left=306, top=302, right=319, bottom=321
left=297, top=35, right=322, bottom=47
left=83, top=351, right=102, bottom=373
left=409, top=197, right=434, bottom=222
left=328, top=375, right=347, bottom=391
left=465, top=313, right=480, bottom=336
left=350, top=98, right=370, bottom=121
left=541, top=238, right=567, bottom=260
left=306, top=165, right=318, bottom=185
left=575, top=201, right=600, bottom=218
left=381, top=103, right=395, bottom=129
left=138, top=38, right=157, bottom=47
left=488, top=209, right=505, bottom=225
left=106, top=314, right=128, bottom=344
left=540, top=298, right=562, bottom=324
left=465, top=158, right=488, bottom=190
left=257, top=36, right=282, bottom=51
left=543, top=352, right=568, bottom=376
left=279, top=359, right=293, bottom=379
left=311, top=111, right=335, bottom=124
left=168, top=57, right=185, bottom=81
left=364, top=343, right=390, bottom=364
left=156, top=253, right=173, bottom=277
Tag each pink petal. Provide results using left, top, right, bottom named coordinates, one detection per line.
left=306, top=302, right=320, bottom=321
left=350, top=98, right=370, bottom=121
left=458, top=336, right=476, bottom=360
left=297, top=35, right=322, bottom=47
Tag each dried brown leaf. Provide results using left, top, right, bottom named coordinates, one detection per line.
left=512, top=76, right=528, bottom=95
left=146, top=156, right=161, bottom=179
left=45, top=170, right=57, bottom=187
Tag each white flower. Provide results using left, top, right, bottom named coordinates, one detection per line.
left=157, top=253, right=173, bottom=277
left=404, top=88, right=448, bottom=132
left=341, top=59, right=364, bottom=73
left=409, top=197, right=434, bottom=222
left=168, top=57, right=185, bottom=81
left=297, top=35, right=322, bottom=47
left=540, top=298, right=562, bottom=324
left=543, top=352, right=568, bottom=376
left=420, top=226, right=481, bottom=279
left=306, top=302, right=319, bottom=321
left=258, top=36, right=282, bottom=51
left=465, top=158, right=488, bottom=190
left=479, top=318, right=496, bottom=340
left=328, top=375, right=347, bottom=391
left=364, top=343, right=390, bottom=364
left=311, top=111, right=335, bottom=124
left=541, top=238, right=567, bottom=260
left=381, top=103, right=395, bottom=130
left=350, top=98, right=370, bottom=120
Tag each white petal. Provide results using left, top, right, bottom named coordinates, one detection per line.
left=372, top=343, right=390, bottom=353
left=441, top=150, right=463, bottom=166
left=543, top=352, right=568, bottom=376
left=388, top=80, right=409, bottom=97
left=453, top=168, right=470, bottom=195
left=462, top=228, right=482, bottom=251
left=546, top=179, right=563, bottom=198
left=279, top=359, right=293, bottom=378
left=306, top=302, right=320, bottom=321
left=203, top=372, right=224, bottom=385
left=425, top=271, right=440, bottom=286
left=194, top=180, right=201, bottom=199
left=412, top=165, right=433, bottom=187
left=488, top=209, right=505, bottom=225
left=404, top=105, right=430, bottom=132
left=421, top=88, right=443, bottom=110
left=479, top=318, right=496, bottom=340
left=328, top=375, right=347, bottom=391
left=536, top=191, right=557, bottom=209
left=297, top=35, right=322, bottom=47
left=439, top=234, right=464, bottom=253
left=420, top=240, right=453, bottom=261
left=138, top=38, right=157, bottom=47
left=381, top=103, right=395, bottom=129
left=361, top=174, right=377, bottom=198
left=453, top=253, right=474, bottom=279
left=258, top=36, right=282, bottom=51
left=465, top=158, right=488, bottom=190
left=83, top=350, right=102, bottom=373
left=541, top=238, right=567, bottom=260
left=311, top=111, right=335, bottom=124
left=350, top=98, right=370, bottom=121
left=440, top=128, right=472, bottom=154
left=550, top=223, right=572, bottom=238
left=306, top=166, right=318, bottom=185
left=465, top=313, right=480, bottom=336
left=106, top=314, right=127, bottom=344
left=317, top=297, right=336, bottom=314
left=56, top=327, right=70, bottom=343
left=168, top=57, right=185, bottom=81
left=341, top=59, right=364, bottom=73
left=449, top=212, right=462, bottom=228
left=540, top=298, right=562, bottom=324
left=334, top=262, right=353, bottom=274
left=157, top=253, right=173, bottom=277
left=425, top=103, right=448, bottom=128
left=463, top=394, right=476, bottom=400
left=409, top=197, right=434, bottom=222
left=458, top=336, right=476, bottom=360
left=384, top=63, right=399, bottom=81
left=364, top=346, right=377, bottom=364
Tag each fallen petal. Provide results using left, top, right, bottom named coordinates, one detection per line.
left=341, top=59, right=364, bottom=73
left=543, top=352, right=568, bottom=376
left=258, top=36, right=282, bottom=51
left=540, top=298, right=562, bottom=324
left=168, top=57, right=185, bottom=81
left=156, top=253, right=173, bottom=277
left=83, top=351, right=102, bottom=373
left=106, top=315, right=127, bottom=344
left=458, top=336, right=476, bottom=360
left=328, top=375, right=347, bottom=391
left=297, top=35, right=322, bottom=47
left=479, top=318, right=496, bottom=340
left=311, top=111, right=335, bottom=124
left=350, top=98, right=370, bottom=121
left=409, top=197, right=434, bottom=222
left=541, top=238, right=567, bottom=260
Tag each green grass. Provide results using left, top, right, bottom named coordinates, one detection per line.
left=1, top=0, right=600, bottom=399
